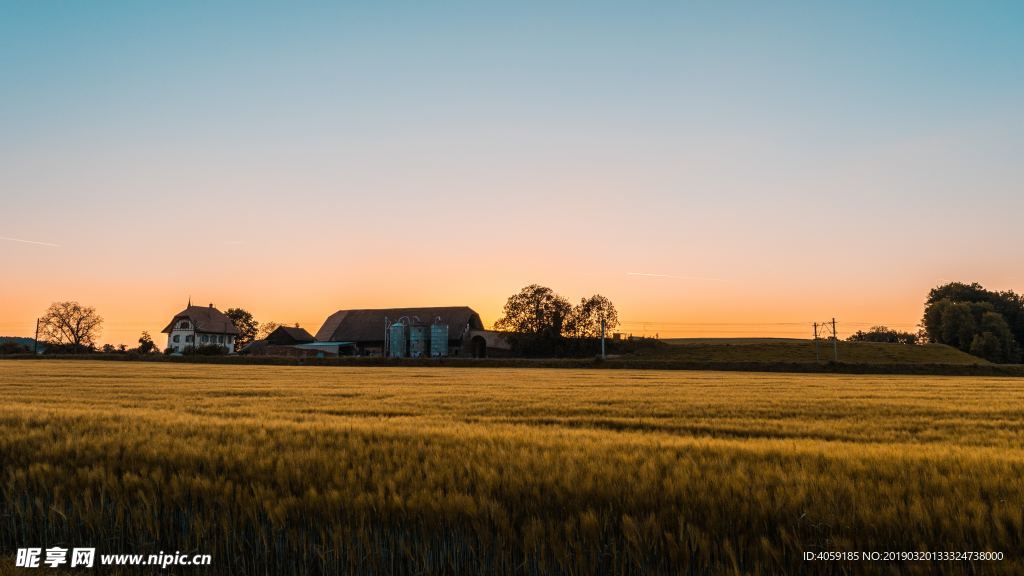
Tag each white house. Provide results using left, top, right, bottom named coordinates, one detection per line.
left=161, top=302, right=240, bottom=354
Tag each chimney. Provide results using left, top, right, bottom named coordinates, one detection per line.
left=209, top=303, right=214, bottom=308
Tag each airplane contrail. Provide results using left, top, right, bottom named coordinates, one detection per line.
left=0, top=236, right=60, bottom=247
left=627, top=272, right=724, bottom=281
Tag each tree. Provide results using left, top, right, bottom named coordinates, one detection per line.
left=39, top=301, right=103, bottom=353
left=566, top=295, right=620, bottom=339
left=494, top=284, right=571, bottom=337
left=924, top=282, right=1024, bottom=352
left=975, top=311, right=1020, bottom=362
left=938, top=301, right=979, bottom=350
left=923, top=296, right=1021, bottom=363
left=225, top=308, right=258, bottom=350
left=969, top=331, right=1002, bottom=362
left=137, top=331, right=157, bottom=354
left=494, top=285, right=572, bottom=357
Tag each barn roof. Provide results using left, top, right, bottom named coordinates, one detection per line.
left=267, top=325, right=315, bottom=344
left=161, top=305, right=240, bottom=335
left=315, top=307, right=483, bottom=342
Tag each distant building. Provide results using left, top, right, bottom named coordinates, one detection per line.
left=241, top=341, right=343, bottom=359
left=237, top=325, right=335, bottom=358
left=314, top=306, right=509, bottom=357
left=463, top=329, right=513, bottom=358
left=241, top=325, right=352, bottom=357
left=265, top=326, right=315, bottom=345
left=161, top=302, right=240, bottom=354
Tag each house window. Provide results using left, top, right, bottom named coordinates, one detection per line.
left=185, top=335, right=193, bottom=343
left=201, top=334, right=209, bottom=344
left=217, top=335, right=224, bottom=344
left=172, top=335, right=180, bottom=343
left=179, top=321, right=191, bottom=330
left=228, top=336, right=234, bottom=343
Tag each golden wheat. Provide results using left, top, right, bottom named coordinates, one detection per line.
left=1, top=360, right=1022, bottom=575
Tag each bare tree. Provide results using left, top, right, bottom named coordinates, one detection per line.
left=39, top=301, right=104, bottom=353
left=257, top=321, right=282, bottom=340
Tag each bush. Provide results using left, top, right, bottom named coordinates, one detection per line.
left=0, top=342, right=30, bottom=355
left=502, top=334, right=666, bottom=358
left=182, top=345, right=229, bottom=356
left=43, top=343, right=96, bottom=354
left=846, top=326, right=918, bottom=345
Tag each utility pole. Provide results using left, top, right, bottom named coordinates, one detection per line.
left=813, top=322, right=819, bottom=362
left=33, top=318, right=41, bottom=355
left=832, top=317, right=838, bottom=362
left=600, top=317, right=606, bottom=360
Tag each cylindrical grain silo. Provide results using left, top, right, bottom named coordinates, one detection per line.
left=430, top=323, right=449, bottom=357
left=389, top=322, right=407, bottom=358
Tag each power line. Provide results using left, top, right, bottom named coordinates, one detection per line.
left=619, top=321, right=813, bottom=326
left=618, top=320, right=917, bottom=326
left=812, top=317, right=839, bottom=362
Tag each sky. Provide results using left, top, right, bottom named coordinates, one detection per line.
left=1, top=1, right=1023, bottom=346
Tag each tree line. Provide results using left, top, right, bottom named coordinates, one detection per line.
left=9, top=282, right=1024, bottom=364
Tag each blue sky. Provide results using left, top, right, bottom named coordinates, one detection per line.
left=1, top=1, right=1022, bottom=343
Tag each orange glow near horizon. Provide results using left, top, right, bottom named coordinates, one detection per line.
left=5, top=242, right=1016, bottom=347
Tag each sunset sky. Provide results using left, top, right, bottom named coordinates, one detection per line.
left=2, top=2, right=1023, bottom=346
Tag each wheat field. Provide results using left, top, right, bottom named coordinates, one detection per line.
left=1, top=360, right=1022, bottom=575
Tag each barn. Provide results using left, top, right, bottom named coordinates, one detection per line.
left=265, top=326, right=315, bottom=345
left=314, top=307, right=508, bottom=357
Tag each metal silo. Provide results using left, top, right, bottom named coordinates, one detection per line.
left=409, top=324, right=428, bottom=358
left=388, top=322, right=407, bottom=358
left=430, top=323, right=449, bottom=357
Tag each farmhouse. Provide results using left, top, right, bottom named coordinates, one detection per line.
left=314, top=306, right=509, bottom=357
left=162, top=303, right=240, bottom=354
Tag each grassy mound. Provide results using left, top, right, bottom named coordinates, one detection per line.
left=643, top=339, right=986, bottom=365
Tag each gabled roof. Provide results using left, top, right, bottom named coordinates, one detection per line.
left=161, top=305, right=240, bottom=335
left=315, top=307, right=483, bottom=342
left=266, top=326, right=315, bottom=345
